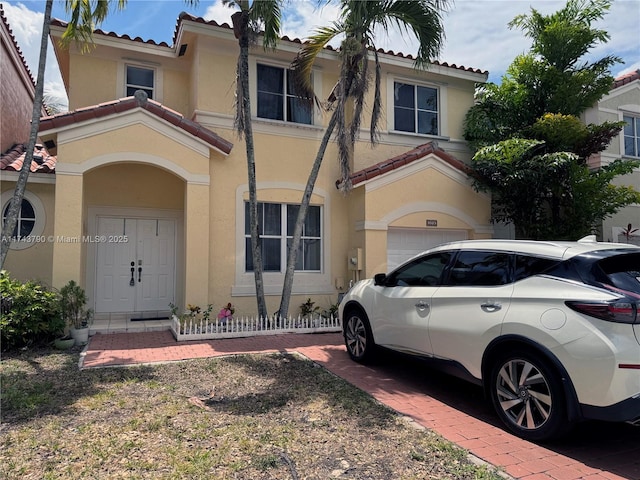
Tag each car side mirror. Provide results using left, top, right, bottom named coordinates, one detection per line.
left=374, top=273, right=388, bottom=286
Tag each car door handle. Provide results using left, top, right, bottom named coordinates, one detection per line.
left=415, top=300, right=429, bottom=311
left=481, top=302, right=501, bottom=312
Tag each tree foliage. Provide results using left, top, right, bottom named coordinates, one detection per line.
left=464, top=0, right=619, bottom=151
left=464, top=0, right=638, bottom=240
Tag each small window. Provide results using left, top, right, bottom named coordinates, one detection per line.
left=126, top=65, right=154, bottom=99
left=390, top=252, right=452, bottom=287
left=623, top=115, right=640, bottom=158
left=394, top=81, right=438, bottom=135
left=2, top=198, right=36, bottom=240
left=446, top=251, right=511, bottom=286
left=257, top=64, right=312, bottom=124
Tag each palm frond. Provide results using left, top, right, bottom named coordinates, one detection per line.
left=291, top=23, right=344, bottom=101
left=249, top=0, right=282, bottom=50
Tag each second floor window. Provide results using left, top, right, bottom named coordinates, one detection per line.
left=245, top=202, right=321, bottom=272
left=394, top=81, right=438, bottom=136
left=126, top=65, right=154, bottom=99
left=257, top=64, right=312, bottom=125
left=624, top=115, right=639, bottom=157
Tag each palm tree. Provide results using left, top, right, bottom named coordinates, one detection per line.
left=277, top=0, right=450, bottom=318
left=0, top=0, right=127, bottom=268
left=225, top=0, right=283, bottom=320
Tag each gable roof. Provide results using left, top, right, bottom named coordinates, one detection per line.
left=1, top=143, right=57, bottom=173
left=341, top=142, right=472, bottom=189
left=613, top=69, right=640, bottom=89
left=39, top=91, right=233, bottom=155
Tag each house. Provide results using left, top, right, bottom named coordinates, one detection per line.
left=582, top=69, right=640, bottom=243
left=1, top=12, right=491, bottom=321
left=0, top=4, right=55, bottom=282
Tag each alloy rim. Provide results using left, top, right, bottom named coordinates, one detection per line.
left=345, top=316, right=366, bottom=358
left=496, top=359, right=552, bottom=430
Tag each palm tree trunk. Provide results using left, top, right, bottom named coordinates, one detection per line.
left=278, top=110, right=338, bottom=318
left=0, top=0, right=52, bottom=269
left=234, top=10, right=268, bottom=319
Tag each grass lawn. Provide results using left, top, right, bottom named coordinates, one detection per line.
left=1, top=347, right=504, bottom=479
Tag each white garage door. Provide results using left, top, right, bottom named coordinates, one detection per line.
left=387, top=228, right=468, bottom=271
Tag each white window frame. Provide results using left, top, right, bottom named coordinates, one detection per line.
left=117, top=61, right=163, bottom=103
left=386, top=75, right=448, bottom=138
left=255, top=63, right=313, bottom=125
left=233, top=183, right=334, bottom=297
left=0, top=190, right=46, bottom=251
left=250, top=58, right=321, bottom=127
left=623, top=114, right=640, bottom=158
left=244, top=202, right=323, bottom=273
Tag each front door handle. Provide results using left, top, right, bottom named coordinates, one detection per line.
left=130, top=262, right=135, bottom=286
left=138, top=267, right=142, bottom=283
left=481, top=302, right=501, bottom=312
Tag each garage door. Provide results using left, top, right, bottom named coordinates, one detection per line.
left=387, top=228, right=468, bottom=271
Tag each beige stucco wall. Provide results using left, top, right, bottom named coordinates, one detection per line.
left=1, top=180, right=55, bottom=284
left=68, top=52, right=118, bottom=110
left=84, top=164, right=184, bottom=210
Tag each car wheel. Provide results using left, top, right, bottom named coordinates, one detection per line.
left=489, top=351, right=568, bottom=441
left=343, top=308, right=375, bottom=363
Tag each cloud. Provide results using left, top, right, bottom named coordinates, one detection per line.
left=2, top=1, right=69, bottom=109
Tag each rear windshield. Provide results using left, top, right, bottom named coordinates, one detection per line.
left=592, top=252, right=640, bottom=294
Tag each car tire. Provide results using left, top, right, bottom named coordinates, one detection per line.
left=343, top=308, right=375, bottom=363
left=489, top=350, right=569, bottom=442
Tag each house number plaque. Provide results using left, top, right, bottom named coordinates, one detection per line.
left=426, top=219, right=438, bottom=227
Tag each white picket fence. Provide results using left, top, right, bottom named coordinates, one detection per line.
left=171, top=314, right=342, bottom=341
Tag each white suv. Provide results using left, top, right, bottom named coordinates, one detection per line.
left=339, top=236, right=640, bottom=441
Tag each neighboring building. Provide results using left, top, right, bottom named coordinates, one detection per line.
left=582, top=69, right=640, bottom=243
left=0, top=5, right=56, bottom=282
left=1, top=12, right=491, bottom=319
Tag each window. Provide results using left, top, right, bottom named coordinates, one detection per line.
left=257, top=64, right=312, bottom=124
left=2, top=198, right=36, bottom=240
left=446, top=251, right=511, bottom=286
left=623, top=115, right=640, bottom=157
left=390, top=252, right=452, bottom=286
left=514, top=255, right=559, bottom=282
left=245, top=202, right=321, bottom=272
left=126, top=65, right=154, bottom=99
left=394, top=81, right=438, bottom=135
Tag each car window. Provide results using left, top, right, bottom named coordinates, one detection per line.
left=390, top=252, right=452, bottom=286
left=592, top=252, right=640, bottom=294
left=514, top=255, right=559, bottom=282
left=445, top=251, right=511, bottom=286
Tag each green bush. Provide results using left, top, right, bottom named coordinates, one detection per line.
left=0, top=270, right=64, bottom=351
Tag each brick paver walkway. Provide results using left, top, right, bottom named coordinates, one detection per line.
left=83, top=331, right=639, bottom=480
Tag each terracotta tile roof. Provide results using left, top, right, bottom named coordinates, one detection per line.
left=341, top=142, right=472, bottom=188
left=50, top=14, right=487, bottom=76
left=175, top=12, right=487, bottom=75
left=0, top=5, right=35, bottom=87
left=39, top=91, right=233, bottom=155
left=1, top=143, right=57, bottom=173
left=613, top=69, right=640, bottom=89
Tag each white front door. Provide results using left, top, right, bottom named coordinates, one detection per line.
left=95, top=217, right=176, bottom=313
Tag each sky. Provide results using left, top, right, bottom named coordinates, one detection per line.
left=2, top=0, right=639, bottom=109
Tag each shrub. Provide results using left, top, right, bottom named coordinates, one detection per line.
left=0, top=271, right=63, bottom=351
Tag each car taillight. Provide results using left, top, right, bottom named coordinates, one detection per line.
left=565, top=300, right=638, bottom=324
